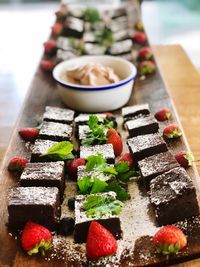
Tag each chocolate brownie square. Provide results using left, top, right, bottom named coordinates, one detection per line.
left=75, top=113, right=107, bottom=126
left=56, top=49, right=78, bottom=63
left=138, top=151, right=180, bottom=183
left=74, top=192, right=122, bottom=243
left=8, top=187, right=60, bottom=230
left=127, top=133, right=168, bottom=161
left=38, top=121, right=73, bottom=142
left=80, top=144, right=115, bottom=164
left=126, top=115, right=159, bottom=137
left=20, top=162, right=65, bottom=196
left=43, top=106, right=75, bottom=124
left=64, top=17, right=84, bottom=38
left=31, top=139, right=58, bottom=162
left=122, top=104, right=150, bottom=122
left=150, top=167, right=200, bottom=225
left=84, top=43, right=107, bottom=55
left=109, top=39, right=132, bottom=56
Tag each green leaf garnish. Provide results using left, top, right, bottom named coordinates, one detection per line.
left=107, top=180, right=130, bottom=201
left=40, top=141, right=74, bottom=160
left=83, top=195, right=123, bottom=219
left=96, top=28, right=115, bottom=48
left=69, top=37, right=85, bottom=55
left=77, top=175, right=108, bottom=195
left=86, top=153, right=107, bottom=171
left=115, top=162, right=129, bottom=173
left=81, top=115, right=113, bottom=146
left=83, top=7, right=101, bottom=23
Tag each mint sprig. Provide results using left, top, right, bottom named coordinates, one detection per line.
left=96, top=28, right=114, bottom=48
left=77, top=176, right=108, bottom=195
left=83, top=7, right=101, bottom=23
left=41, top=141, right=74, bottom=161
left=81, top=115, right=114, bottom=146
left=83, top=195, right=123, bottom=219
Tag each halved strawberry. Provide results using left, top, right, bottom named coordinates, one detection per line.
left=118, top=153, right=134, bottom=169
left=21, top=221, right=52, bottom=256
left=40, top=60, right=55, bottom=72
left=163, top=124, right=182, bottom=139
left=137, top=47, right=153, bottom=61
left=86, top=221, right=118, bottom=260
left=8, top=157, right=28, bottom=176
left=67, top=158, right=86, bottom=180
left=153, top=225, right=187, bottom=255
left=175, top=151, right=194, bottom=168
left=43, top=39, right=57, bottom=55
left=138, top=60, right=156, bottom=76
left=19, top=128, right=39, bottom=142
left=155, top=108, right=172, bottom=122
left=52, top=22, right=63, bottom=35
left=106, top=128, right=123, bottom=157
left=132, top=32, right=147, bottom=45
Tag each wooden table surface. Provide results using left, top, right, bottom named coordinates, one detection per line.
left=0, top=44, right=200, bottom=266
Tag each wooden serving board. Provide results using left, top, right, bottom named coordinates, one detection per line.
left=1, top=5, right=200, bottom=267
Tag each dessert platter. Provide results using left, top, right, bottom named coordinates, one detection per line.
left=1, top=1, right=200, bottom=267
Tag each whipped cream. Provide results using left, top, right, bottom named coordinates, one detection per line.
left=62, top=62, right=120, bottom=86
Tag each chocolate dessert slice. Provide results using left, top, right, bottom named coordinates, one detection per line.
left=31, top=139, right=58, bottom=162
left=127, top=133, right=168, bottom=161
left=56, top=49, right=78, bottom=62
left=20, top=162, right=65, bottom=196
left=126, top=115, right=159, bottom=138
left=80, top=144, right=115, bottom=164
left=64, top=17, right=84, bottom=38
left=150, top=167, right=200, bottom=225
left=122, top=104, right=150, bottom=122
left=43, top=106, right=75, bottom=124
left=84, top=43, right=107, bottom=55
left=77, top=165, right=115, bottom=182
left=109, top=39, right=132, bottom=56
left=138, top=151, right=180, bottom=183
left=8, top=187, right=60, bottom=230
left=38, top=121, right=73, bottom=142
left=74, top=192, right=123, bottom=243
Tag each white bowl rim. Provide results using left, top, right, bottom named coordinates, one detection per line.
left=52, top=55, right=137, bottom=91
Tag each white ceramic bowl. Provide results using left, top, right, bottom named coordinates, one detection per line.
left=53, top=55, right=137, bottom=112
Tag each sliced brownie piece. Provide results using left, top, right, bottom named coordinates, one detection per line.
left=64, top=17, right=84, bottom=38
left=126, top=115, right=159, bottom=137
left=84, top=43, right=107, bottom=55
left=31, top=139, right=57, bottom=162
left=75, top=113, right=106, bottom=126
left=74, top=192, right=122, bottom=243
left=77, top=165, right=115, bottom=182
left=56, top=49, right=78, bottom=62
left=8, top=187, right=60, bottom=230
left=109, top=39, right=132, bottom=56
left=38, top=121, right=73, bottom=142
left=80, top=144, right=115, bottom=164
left=150, top=167, right=200, bottom=225
left=122, top=104, right=150, bottom=122
left=20, top=162, right=65, bottom=196
left=138, top=151, right=179, bottom=184
left=43, top=106, right=75, bottom=124
left=127, top=133, right=168, bottom=161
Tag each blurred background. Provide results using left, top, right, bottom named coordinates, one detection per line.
left=0, top=0, right=200, bottom=160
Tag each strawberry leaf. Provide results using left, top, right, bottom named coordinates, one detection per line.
left=184, top=152, right=194, bottom=166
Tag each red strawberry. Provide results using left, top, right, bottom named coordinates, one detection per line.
left=67, top=158, right=86, bottom=180
left=8, top=157, right=28, bottom=176
left=138, top=60, right=156, bottom=76
left=40, top=59, right=55, bottom=72
left=163, top=124, right=182, bottom=139
left=132, top=31, right=147, bottom=45
left=52, top=22, right=63, bottom=35
left=43, top=39, right=57, bottom=55
left=86, top=221, right=118, bottom=260
left=137, top=47, right=153, bottom=61
left=21, top=221, right=52, bottom=256
left=106, top=128, right=123, bottom=157
left=19, top=128, right=39, bottom=142
left=118, top=153, right=134, bottom=169
left=175, top=151, right=194, bottom=168
left=134, top=21, right=144, bottom=32
left=155, top=108, right=172, bottom=122
left=153, top=225, right=187, bottom=255
left=104, top=112, right=114, bottom=118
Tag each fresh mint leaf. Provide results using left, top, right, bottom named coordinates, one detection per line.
left=90, top=177, right=108, bottom=194
left=86, top=154, right=106, bottom=171
left=103, top=166, right=118, bottom=175
left=41, top=141, right=74, bottom=161
left=83, top=7, right=101, bottom=23
left=118, top=170, right=140, bottom=183
left=77, top=176, right=93, bottom=195
left=115, top=162, right=130, bottom=173
left=83, top=194, right=123, bottom=219
left=88, top=114, right=99, bottom=129
left=96, top=28, right=114, bottom=48
left=107, top=180, right=129, bottom=201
